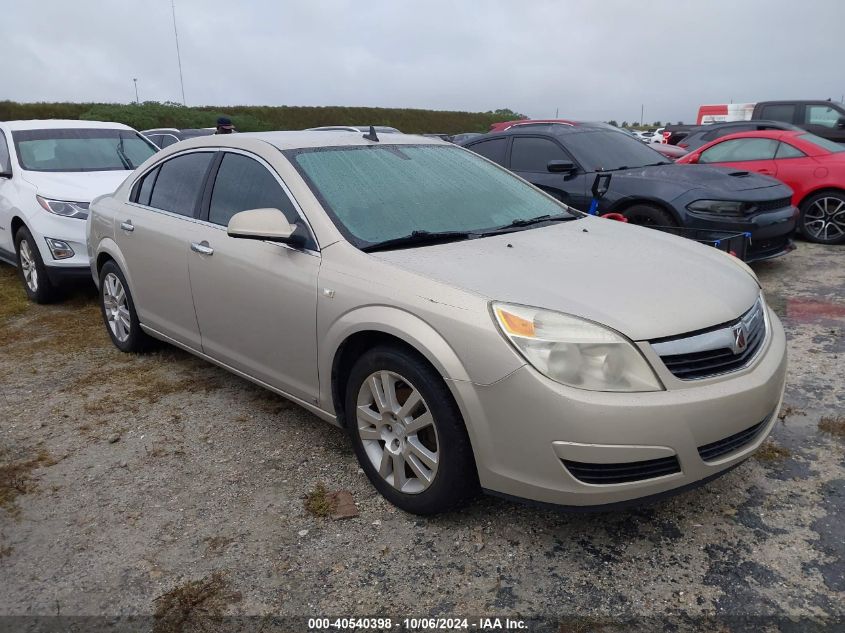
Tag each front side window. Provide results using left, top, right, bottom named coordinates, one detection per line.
left=804, top=105, right=841, bottom=128
left=11, top=128, right=157, bottom=172
left=510, top=137, right=569, bottom=172
left=699, top=138, right=779, bottom=163
left=289, top=144, right=576, bottom=248
left=209, top=153, right=299, bottom=227
left=467, top=138, right=508, bottom=165
left=560, top=130, right=668, bottom=171
left=148, top=152, right=214, bottom=217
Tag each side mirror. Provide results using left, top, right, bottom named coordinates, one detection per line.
left=547, top=160, right=576, bottom=174
left=685, top=154, right=699, bottom=164
left=837, top=117, right=845, bottom=129
left=0, top=171, right=11, bottom=179
left=227, top=208, right=302, bottom=245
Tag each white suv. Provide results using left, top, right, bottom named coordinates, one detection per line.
left=0, top=120, right=157, bottom=302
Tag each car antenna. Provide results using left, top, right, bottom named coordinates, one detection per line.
left=362, top=125, right=379, bottom=142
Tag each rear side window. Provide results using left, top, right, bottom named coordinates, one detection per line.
left=775, top=143, right=805, bottom=159
left=159, top=135, right=179, bottom=148
left=759, top=104, right=795, bottom=123
left=699, top=138, right=779, bottom=163
left=510, top=137, right=568, bottom=172
left=0, top=131, right=10, bottom=173
left=209, top=153, right=299, bottom=226
left=148, top=152, right=213, bottom=217
left=135, top=166, right=159, bottom=205
left=466, top=138, right=508, bottom=166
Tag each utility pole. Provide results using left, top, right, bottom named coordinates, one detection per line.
left=171, top=0, right=187, bottom=105
left=133, top=78, right=139, bottom=104
left=640, top=104, right=644, bottom=126
left=555, top=107, right=559, bottom=118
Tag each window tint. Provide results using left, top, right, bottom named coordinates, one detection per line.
left=510, top=137, right=568, bottom=172
left=699, top=138, right=779, bottom=163
left=713, top=125, right=753, bottom=140
left=797, top=133, right=845, bottom=153
left=209, top=153, right=298, bottom=226
left=0, top=131, right=10, bottom=173
left=775, top=142, right=805, bottom=159
left=148, top=152, right=213, bottom=217
left=804, top=105, right=841, bottom=128
left=136, top=166, right=159, bottom=205
left=467, top=138, right=508, bottom=165
left=159, top=135, right=179, bottom=148
left=759, top=104, right=795, bottom=123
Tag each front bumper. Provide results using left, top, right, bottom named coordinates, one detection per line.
left=683, top=206, right=798, bottom=262
left=451, top=308, right=787, bottom=507
left=28, top=211, right=91, bottom=278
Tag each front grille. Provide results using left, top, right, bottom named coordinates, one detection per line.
left=563, top=455, right=681, bottom=485
left=753, top=197, right=792, bottom=213
left=652, top=298, right=766, bottom=380
left=698, top=418, right=768, bottom=462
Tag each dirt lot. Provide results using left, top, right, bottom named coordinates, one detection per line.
left=1, top=242, right=843, bottom=630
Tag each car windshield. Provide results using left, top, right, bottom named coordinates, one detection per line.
left=12, top=128, right=157, bottom=172
left=289, top=144, right=577, bottom=248
left=798, top=132, right=845, bottom=154
left=563, top=130, right=669, bottom=171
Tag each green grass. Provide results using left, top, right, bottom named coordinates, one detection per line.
left=0, top=265, right=28, bottom=323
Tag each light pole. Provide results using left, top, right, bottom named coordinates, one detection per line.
left=171, top=0, right=187, bottom=105
left=133, top=78, right=139, bottom=104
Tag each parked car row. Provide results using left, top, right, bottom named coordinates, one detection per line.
left=0, top=119, right=803, bottom=515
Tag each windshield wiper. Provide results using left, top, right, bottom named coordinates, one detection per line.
left=643, top=161, right=670, bottom=167
left=115, top=135, right=134, bottom=170
left=361, top=230, right=475, bottom=253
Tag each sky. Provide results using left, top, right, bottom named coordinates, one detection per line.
left=2, top=0, right=844, bottom=124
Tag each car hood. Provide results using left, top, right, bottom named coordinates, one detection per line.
left=615, top=163, right=783, bottom=193
left=374, top=218, right=760, bottom=341
left=21, top=170, right=132, bottom=202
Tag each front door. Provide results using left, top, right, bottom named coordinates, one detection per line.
left=698, top=137, right=781, bottom=178
left=508, top=136, right=590, bottom=210
left=186, top=151, right=320, bottom=403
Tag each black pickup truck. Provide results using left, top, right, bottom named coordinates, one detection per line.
left=750, top=100, right=845, bottom=142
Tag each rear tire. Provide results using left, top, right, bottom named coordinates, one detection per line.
left=345, top=345, right=479, bottom=515
left=98, top=261, right=152, bottom=353
left=15, top=226, right=57, bottom=304
left=798, top=191, right=845, bottom=245
left=622, top=203, right=677, bottom=227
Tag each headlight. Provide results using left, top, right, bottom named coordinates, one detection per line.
left=686, top=199, right=754, bottom=216
left=37, top=195, right=89, bottom=220
left=492, top=303, right=663, bottom=392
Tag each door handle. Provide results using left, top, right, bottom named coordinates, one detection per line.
left=758, top=169, right=774, bottom=175
left=190, top=241, right=214, bottom=256
left=120, top=220, right=134, bottom=232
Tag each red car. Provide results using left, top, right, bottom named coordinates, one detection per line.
left=677, top=130, right=845, bottom=244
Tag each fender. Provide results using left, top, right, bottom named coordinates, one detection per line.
left=93, top=237, right=133, bottom=292
left=318, top=304, right=473, bottom=416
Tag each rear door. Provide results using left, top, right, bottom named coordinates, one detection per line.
left=186, top=150, right=320, bottom=402
left=507, top=136, right=590, bottom=209
left=698, top=137, right=780, bottom=178
left=756, top=103, right=797, bottom=125
left=120, top=150, right=215, bottom=348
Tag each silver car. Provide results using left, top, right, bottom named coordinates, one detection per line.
left=86, top=131, right=787, bottom=515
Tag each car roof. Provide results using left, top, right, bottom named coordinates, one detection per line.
left=0, top=119, right=135, bottom=131
left=491, top=122, right=617, bottom=137
left=170, top=130, right=447, bottom=152
left=715, top=130, right=803, bottom=141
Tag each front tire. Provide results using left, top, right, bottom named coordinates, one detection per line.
left=799, top=191, right=845, bottom=244
left=15, top=226, right=57, bottom=304
left=98, top=261, right=151, bottom=352
left=345, top=345, right=479, bottom=515
left=622, top=203, right=677, bottom=227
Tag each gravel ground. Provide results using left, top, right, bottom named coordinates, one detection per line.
left=0, top=241, right=843, bottom=631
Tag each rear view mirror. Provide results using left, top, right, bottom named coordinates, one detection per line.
left=547, top=160, right=576, bottom=173
left=227, top=208, right=302, bottom=245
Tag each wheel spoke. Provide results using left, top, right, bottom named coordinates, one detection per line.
left=378, top=448, right=392, bottom=478
left=380, top=371, right=400, bottom=413
left=392, top=454, right=406, bottom=490
left=356, top=404, right=382, bottom=428
left=357, top=424, right=381, bottom=441
left=396, top=388, right=422, bottom=421
left=405, top=411, right=434, bottom=435
left=407, top=437, right=438, bottom=469
left=406, top=452, right=434, bottom=484
left=367, top=375, right=388, bottom=413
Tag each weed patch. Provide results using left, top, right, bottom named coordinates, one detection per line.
left=755, top=440, right=791, bottom=462
left=0, top=449, right=57, bottom=514
left=819, top=415, right=845, bottom=438
left=153, top=571, right=241, bottom=633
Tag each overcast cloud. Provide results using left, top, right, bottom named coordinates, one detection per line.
left=2, top=0, right=843, bottom=124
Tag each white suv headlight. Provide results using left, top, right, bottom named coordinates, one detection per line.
left=37, top=195, right=89, bottom=220
left=492, top=303, right=663, bottom=392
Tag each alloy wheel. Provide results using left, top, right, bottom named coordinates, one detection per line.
left=18, top=239, right=38, bottom=293
left=102, top=272, right=131, bottom=342
left=356, top=370, right=440, bottom=494
left=804, top=196, right=845, bottom=242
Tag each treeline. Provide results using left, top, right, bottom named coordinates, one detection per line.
left=0, top=101, right=525, bottom=135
